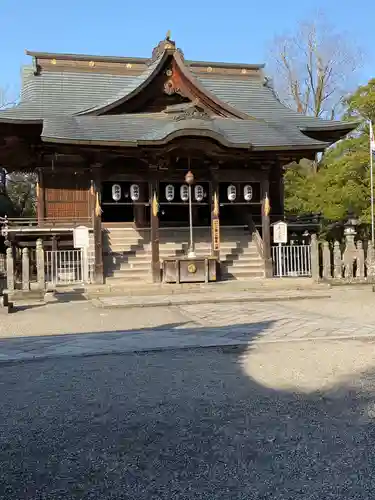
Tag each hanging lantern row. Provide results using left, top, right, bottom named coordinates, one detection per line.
left=227, top=184, right=254, bottom=202
left=165, top=184, right=205, bottom=202
left=111, top=184, right=140, bottom=202
left=111, top=183, right=254, bottom=203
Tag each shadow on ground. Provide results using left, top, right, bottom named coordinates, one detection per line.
left=0, top=320, right=374, bottom=499
left=0, top=320, right=276, bottom=359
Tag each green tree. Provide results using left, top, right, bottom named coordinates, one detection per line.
left=284, top=79, right=375, bottom=231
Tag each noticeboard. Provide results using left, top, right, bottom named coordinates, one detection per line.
left=73, top=225, right=90, bottom=249
left=273, top=221, right=288, bottom=244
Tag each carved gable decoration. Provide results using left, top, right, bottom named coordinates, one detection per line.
left=164, top=101, right=212, bottom=121
left=173, top=107, right=212, bottom=121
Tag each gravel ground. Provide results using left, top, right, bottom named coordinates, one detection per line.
left=1, top=342, right=375, bottom=499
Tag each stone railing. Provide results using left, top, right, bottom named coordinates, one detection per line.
left=313, top=233, right=375, bottom=283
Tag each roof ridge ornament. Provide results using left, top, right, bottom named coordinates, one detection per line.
left=149, top=32, right=184, bottom=65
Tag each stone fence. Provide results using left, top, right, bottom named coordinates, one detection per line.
left=311, top=233, right=375, bottom=283
left=3, top=239, right=45, bottom=294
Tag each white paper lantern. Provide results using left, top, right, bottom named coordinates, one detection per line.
left=180, top=184, right=189, bottom=202
left=165, top=184, right=175, bottom=202
left=244, top=184, right=253, bottom=202
left=194, top=185, right=204, bottom=202
left=227, top=184, right=237, bottom=202
left=112, top=184, right=121, bottom=201
left=130, top=184, right=140, bottom=201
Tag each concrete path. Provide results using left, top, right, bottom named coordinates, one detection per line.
left=0, top=288, right=375, bottom=362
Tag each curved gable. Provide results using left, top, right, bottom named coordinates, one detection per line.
left=76, top=43, right=249, bottom=119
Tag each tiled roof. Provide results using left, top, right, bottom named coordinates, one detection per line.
left=41, top=114, right=327, bottom=150
left=0, top=44, right=358, bottom=149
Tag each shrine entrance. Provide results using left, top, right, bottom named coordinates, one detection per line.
left=158, top=181, right=210, bottom=228
left=101, top=181, right=150, bottom=227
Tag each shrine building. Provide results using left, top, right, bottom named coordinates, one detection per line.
left=0, top=35, right=356, bottom=284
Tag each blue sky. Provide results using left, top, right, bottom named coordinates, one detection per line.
left=1, top=0, right=374, bottom=99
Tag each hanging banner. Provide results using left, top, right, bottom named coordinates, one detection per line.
left=212, top=216, right=220, bottom=252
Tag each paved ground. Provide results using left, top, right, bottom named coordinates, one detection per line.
left=2, top=342, right=375, bottom=499
left=0, top=288, right=375, bottom=361
left=1, top=288, right=375, bottom=498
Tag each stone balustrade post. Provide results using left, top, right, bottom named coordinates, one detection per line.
left=310, top=234, right=320, bottom=281
left=22, top=247, right=30, bottom=291
left=6, top=247, right=14, bottom=292
left=356, top=240, right=365, bottom=278
left=322, top=241, right=331, bottom=279
left=36, top=239, right=45, bottom=290
left=333, top=241, right=342, bottom=279
left=367, top=243, right=375, bottom=280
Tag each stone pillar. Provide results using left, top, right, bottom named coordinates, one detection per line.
left=150, top=177, right=160, bottom=282
left=367, top=243, right=375, bottom=279
left=343, top=231, right=356, bottom=279
left=261, top=174, right=272, bottom=278
left=356, top=240, right=365, bottom=278
left=310, top=234, right=320, bottom=281
left=333, top=241, right=342, bottom=279
left=6, top=247, right=14, bottom=292
left=322, top=242, right=331, bottom=279
left=36, top=238, right=45, bottom=290
left=22, top=247, right=30, bottom=291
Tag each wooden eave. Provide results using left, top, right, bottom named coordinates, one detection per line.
left=300, top=121, right=360, bottom=143
left=26, top=49, right=265, bottom=71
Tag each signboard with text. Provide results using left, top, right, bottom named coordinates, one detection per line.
left=273, top=221, right=288, bottom=244
left=73, top=226, right=90, bottom=249
left=212, top=217, right=220, bottom=252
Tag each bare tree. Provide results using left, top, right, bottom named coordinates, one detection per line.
left=267, top=14, right=363, bottom=119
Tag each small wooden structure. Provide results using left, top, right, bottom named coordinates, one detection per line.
left=0, top=35, right=355, bottom=284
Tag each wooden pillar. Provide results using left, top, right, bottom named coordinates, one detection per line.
left=210, top=177, right=220, bottom=260
left=134, top=182, right=146, bottom=228
left=261, top=173, right=272, bottom=278
left=37, top=168, right=45, bottom=224
left=91, top=165, right=104, bottom=284
left=150, top=178, right=160, bottom=282
left=278, top=162, right=285, bottom=217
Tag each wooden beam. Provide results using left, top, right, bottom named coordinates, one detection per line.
left=210, top=173, right=220, bottom=260
left=149, top=177, right=160, bottom=282
left=261, top=173, right=272, bottom=278
left=36, top=168, right=45, bottom=224
left=91, top=164, right=104, bottom=284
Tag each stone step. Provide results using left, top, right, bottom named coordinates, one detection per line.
left=224, top=263, right=265, bottom=272
left=221, top=270, right=265, bottom=280
left=106, top=264, right=151, bottom=272
left=105, top=268, right=152, bottom=279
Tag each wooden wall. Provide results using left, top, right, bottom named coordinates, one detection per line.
left=43, top=171, right=90, bottom=220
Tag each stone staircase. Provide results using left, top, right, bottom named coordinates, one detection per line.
left=103, top=227, right=152, bottom=283
left=102, top=226, right=265, bottom=283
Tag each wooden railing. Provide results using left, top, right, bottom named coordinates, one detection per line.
left=1, top=217, right=92, bottom=231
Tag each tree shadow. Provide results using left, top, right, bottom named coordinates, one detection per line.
left=0, top=322, right=374, bottom=499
